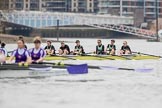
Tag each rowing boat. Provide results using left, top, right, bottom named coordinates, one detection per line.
left=43, top=54, right=160, bottom=60
left=6, top=52, right=160, bottom=60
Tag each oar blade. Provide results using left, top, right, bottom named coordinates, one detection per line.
left=135, top=68, right=153, bottom=72
left=67, top=64, right=88, bottom=74
left=99, top=66, right=153, bottom=72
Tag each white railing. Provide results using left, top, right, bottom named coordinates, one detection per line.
left=2, top=10, right=134, bottom=28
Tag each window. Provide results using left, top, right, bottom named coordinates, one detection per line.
left=11, top=4, right=13, bottom=8
left=74, top=3, right=76, bottom=7
left=89, top=3, right=92, bottom=7
left=89, top=9, right=92, bottom=12
left=26, top=4, right=28, bottom=8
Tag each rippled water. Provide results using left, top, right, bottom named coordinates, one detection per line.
left=0, top=38, right=162, bottom=108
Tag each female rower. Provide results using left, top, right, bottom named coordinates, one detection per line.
left=59, top=41, right=70, bottom=55
left=119, top=41, right=132, bottom=55
left=73, top=40, right=85, bottom=55
left=106, top=39, right=116, bottom=55
left=96, top=39, right=105, bottom=55
left=29, top=37, right=46, bottom=63
left=19, top=36, right=27, bottom=49
left=8, top=39, right=31, bottom=63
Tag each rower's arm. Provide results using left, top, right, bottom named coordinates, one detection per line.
left=8, top=56, right=14, bottom=63
left=95, top=46, right=97, bottom=54
left=50, top=49, right=54, bottom=55
left=26, top=56, right=32, bottom=64
left=8, top=51, right=16, bottom=62
left=102, top=45, right=105, bottom=53
left=128, top=46, right=132, bottom=53
left=25, top=51, right=32, bottom=64
left=106, top=44, right=109, bottom=51
left=36, top=50, right=46, bottom=63
left=50, top=46, right=55, bottom=55
left=36, top=57, right=44, bottom=63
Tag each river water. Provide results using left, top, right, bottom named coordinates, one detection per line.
left=0, top=38, right=162, bottom=108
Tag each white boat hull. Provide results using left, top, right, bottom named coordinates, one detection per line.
left=0, top=69, right=68, bottom=78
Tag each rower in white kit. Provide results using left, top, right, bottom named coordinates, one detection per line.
left=0, top=42, right=8, bottom=63
left=8, top=39, right=31, bottom=64
left=29, top=37, right=46, bottom=63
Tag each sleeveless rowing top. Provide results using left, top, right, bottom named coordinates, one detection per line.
left=96, top=45, right=104, bottom=54
left=15, top=49, right=28, bottom=63
left=31, top=48, right=44, bottom=61
left=75, top=45, right=84, bottom=51
left=97, top=45, right=103, bottom=51
left=107, top=44, right=116, bottom=51
left=75, top=46, right=80, bottom=51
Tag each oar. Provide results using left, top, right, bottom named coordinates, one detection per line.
left=86, top=54, right=135, bottom=60
left=111, top=54, right=133, bottom=60
left=7, top=51, right=14, bottom=53
left=35, top=61, right=99, bottom=69
left=81, top=52, right=95, bottom=55
left=30, top=64, right=88, bottom=74
left=132, top=51, right=162, bottom=58
left=49, top=52, right=95, bottom=60
left=67, top=64, right=88, bottom=74
left=48, top=55, right=78, bottom=60
left=83, top=54, right=115, bottom=60
left=1, top=63, right=153, bottom=73
left=38, top=62, right=153, bottom=72
left=99, top=66, right=153, bottom=72
left=0, top=63, right=89, bottom=74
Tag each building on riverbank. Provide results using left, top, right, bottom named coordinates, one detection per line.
left=0, top=0, right=9, bottom=10
left=98, top=0, right=162, bottom=22
left=0, top=0, right=161, bottom=22
left=0, top=0, right=99, bottom=13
